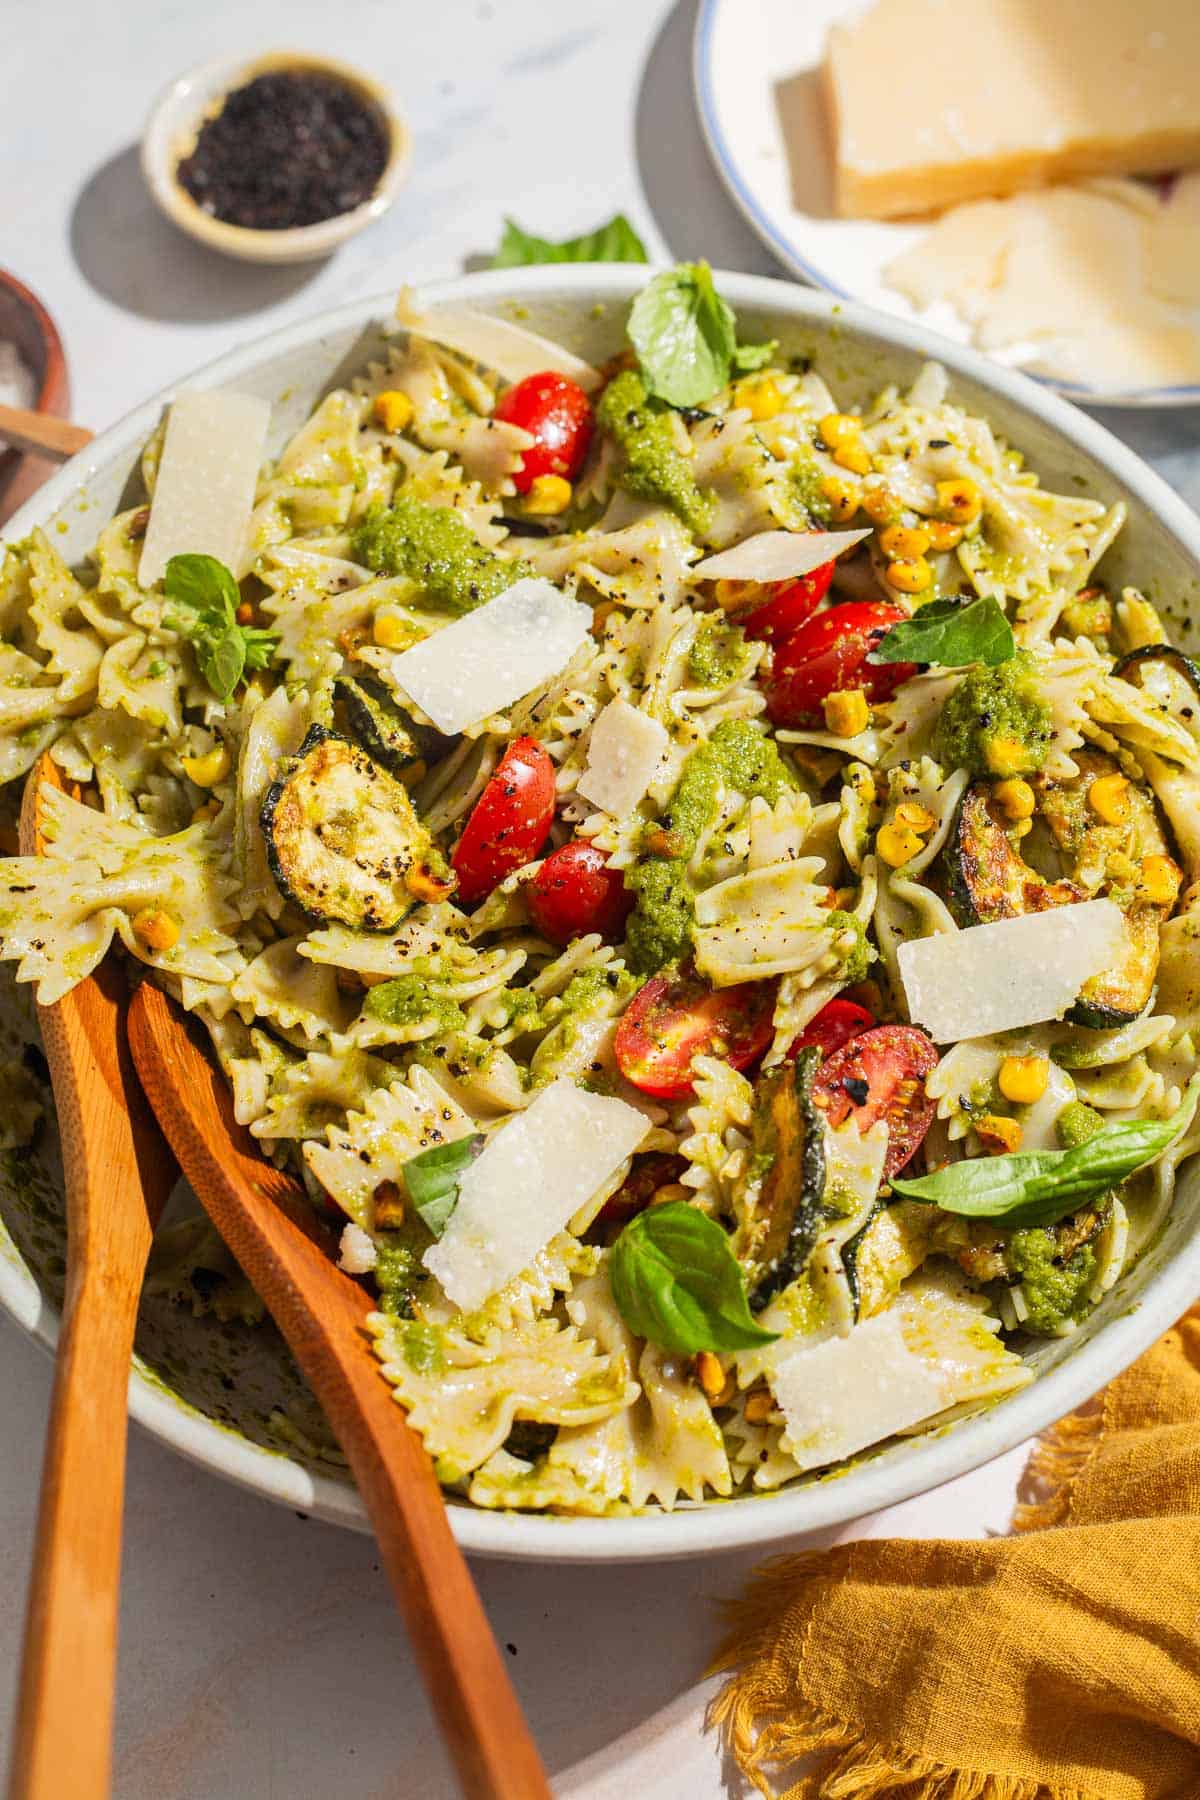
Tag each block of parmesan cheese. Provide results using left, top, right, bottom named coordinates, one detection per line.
left=577, top=697, right=669, bottom=818
left=825, top=0, right=1200, bottom=219
left=138, top=390, right=271, bottom=587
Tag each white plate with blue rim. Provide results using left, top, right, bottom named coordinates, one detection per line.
left=692, top=0, right=1200, bottom=410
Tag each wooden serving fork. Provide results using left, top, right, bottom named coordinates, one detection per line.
left=9, top=755, right=178, bottom=1800
left=127, top=982, right=551, bottom=1800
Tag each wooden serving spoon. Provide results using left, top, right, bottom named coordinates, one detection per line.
left=0, top=403, right=91, bottom=465
left=9, top=756, right=179, bottom=1800
left=127, top=982, right=551, bottom=1800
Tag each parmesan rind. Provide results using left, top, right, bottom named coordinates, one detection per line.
left=692, top=529, right=869, bottom=583
left=423, top=1079, right=648, bottom=1313
left=577, top=697, right=669, bottom=818
left=384, top=578, right=591, bottom=735
left=138, top=391, right=271, bottom=587
left=896, top=900, right=1126, bottom=1042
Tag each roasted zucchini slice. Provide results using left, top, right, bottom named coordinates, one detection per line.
left=943, top=784, right=1082, bottom=927
left=1113, top=643, right=1200, bottom=701
left=746, top=1047, right=828, bottom=1313
left=333, top=676, right=442, bottom=780
left=261, top=726, right=448, bottom=929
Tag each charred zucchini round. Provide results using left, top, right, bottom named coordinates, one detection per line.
left=261, top=725, right=447, bottom=930
left=1113, top=643, right=1200, bottom=699
left=747, top=1047, right=827, bottom=1313
left=333, top=676, right=443, bottom=779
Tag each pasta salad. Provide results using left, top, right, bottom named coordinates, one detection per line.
left=2, top=265, right=1199, bottom=1516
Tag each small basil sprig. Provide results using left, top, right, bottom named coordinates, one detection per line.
left=493, top=213, right=647, bottom=267
left=164, top=553, right=279, bottom=704
left=400, top=1134, right=485, bottom=1238
left=628, top=263, right=775, bottom=410
left=892, top=1078, right=1200, bottom=1229
left=869, top=595, right=1014, bottom=670
left=610, top=1201, right=779, bottom=1354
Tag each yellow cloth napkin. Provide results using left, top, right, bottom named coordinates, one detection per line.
left=710, top=1305, right=1200, bottom=1800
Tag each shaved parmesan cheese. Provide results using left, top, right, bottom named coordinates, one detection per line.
left=897, top=900, right=1126, bottom=1043
left=138, top=391, right=271, bottom=588
left=692, top=530, right=869, bottom=584
left=396, top=292, right=602, bottom=392
left=771, top=1275, right=1029, bottom=1473
left=385, top=578, right=591, bottom=735
left=424, top=1079, right=647, bottom=1312
left=577, top=697, right=669, bottom=817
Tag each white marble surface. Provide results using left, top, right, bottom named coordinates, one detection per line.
left=1, top=1, right=1198, bottom=1794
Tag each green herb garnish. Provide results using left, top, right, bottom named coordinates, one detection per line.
left=493, top=213, right=648, bottom=267
left=164, top=553, right=278, bottom=703
left=400, top=1134, right=485, bottom=1238
left=627, top=263, right=775, bottom=409
left=609, top=1201, right=779, bottom=1354
left=869, top=595, right=1014, bottom=670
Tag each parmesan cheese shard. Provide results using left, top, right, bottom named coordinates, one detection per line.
left=395, top=292, right=602, bottom=392
left=825, top=0, right=1200, bottom=220
left=896, top=900, right=1126, bottom=1043
left=138, top=390, right=271, bottom=588
left=384, top=577, right=591, bottom=735
left=577, top=697, right=669, bottom=818
left=423, top=1079, right=648, bottom=1313
left=693, top=529, right=869, bottom=584
left=770, top=1275, right=1030, bottom=1473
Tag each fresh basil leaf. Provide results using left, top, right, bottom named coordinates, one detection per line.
left=196, top=625, right=246, bottom=705
left=868, top=595, right=1014, bottom=669
left=400, top=1134, right=485, bottom=1239
left=241, top=626, right=281, bottom=672
left=610, top=1201, right=779, bottom=1354
left=493, top=213, right=648, bottom=267
left=892, top=1078, right=1200, bottom=1229
left=164, top=552, right=240, bottom=623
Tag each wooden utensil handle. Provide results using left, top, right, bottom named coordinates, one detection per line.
left=0, top=405, right=92, bottom=464
left=129, top=986, right=550, bottom=1800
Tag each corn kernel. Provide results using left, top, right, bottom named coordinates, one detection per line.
left=935, top=477, right=982, bottom=524
left=885, top=556, right=933, bottom=594
left=734, top=375, right=783, bottom=421
left=181, top=745, right=231, bottom=788
left=695, top=1351, right=727, bottom=1401
left=714, top=579, right=755, bottom=613
left=993, top=777, right=1036, bottom=821
left=819, top=474, right=862, bottom=524
left=372, top=612, right=417, bottom=650
left=984, top=736, right=1035, bottom=777
left=861, top=486, right=902, bottom=526
left=818, top=412, right=861, bottom=449
left=823, top=688, right=870, bottom=737
left=924, top=519, right=964, bottom=552
left=235, top=601, right=256, bottom=626
left=372, top=1179, right=406, bottom=1229
left=1137, top=854, right=1182, bottom=908
left=406, top=861, right=457, bottom=904
left=895, top=800, right=936, bottom=833
left=976, top=1113, right=1023, bottom=1154
left=1088, top=773, right=1130, bottom=825
left=372, top=389, right=414, bottom=433
left=879, top=523, right=932, bottom=561
left=998, top=1056, right=1049, bottom=1106
left=877, top=822, right=923, bottom=867
left=743, top=1388, right=775, bottom=1425
left=834, top=441, right=872, bottom=476
left=524, top=474, right=573, bottom=516
left=132, top=908, right=180, bottom=954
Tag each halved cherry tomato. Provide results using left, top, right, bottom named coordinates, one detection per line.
left=763, top=600, right=914, bottom=725
left=493, top=371, right=595, bottom=494
left=790, top=996, right=874, bottom=1060
left=526, top=841, right=634, bottom=946
left=812, top=1024, right=938, bottom=1178
left=741, top=561, right=834, bottom=644
left=452, top=736, right=556, bottom=906
left=614, top=966, right=775, bottom=1102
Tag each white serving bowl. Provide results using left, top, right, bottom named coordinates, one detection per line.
left=141, top=52, right=409, bottom=264
left=3, top=269, right=1200, bottom=1563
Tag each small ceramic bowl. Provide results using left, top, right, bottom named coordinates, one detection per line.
left=0, top=270, right=69, bottom=525
left=141, top=51, right=409, bottom=265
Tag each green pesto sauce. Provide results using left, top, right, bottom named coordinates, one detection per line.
left=624, top=720, right=796, bottom=974
left=373, top=1238, right=422, bottom=1319
left=1056, top=1100, right=1106, bottom=1149
left=363, top=975, right=466, bottom=1034
left=824, top=910, right=871, bottom=982
left=350, top=499, right=529, bottom=614
left=596, top=370, right=714, bottom=536
left=398, top=1320, right=447, bottom=1374
left=687, top=617, right=748, bottom=688
left=933, top=652, right=1052, bottom=778
left=787, top=444, right=833, bottom=527
left=1008, top=1229, right=1097, bottom=1334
